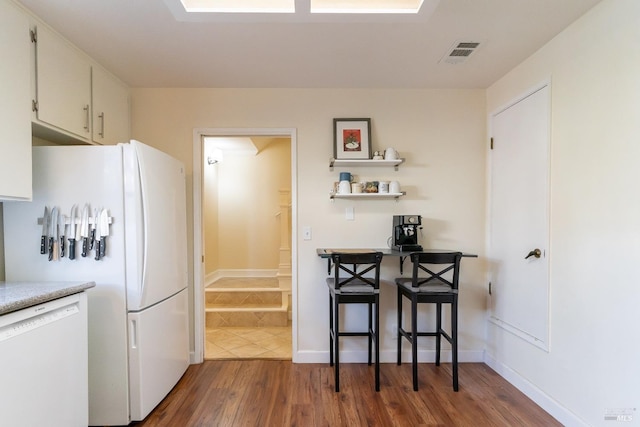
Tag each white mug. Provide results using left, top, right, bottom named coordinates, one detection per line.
left=351, top=182, right=363, bottom=193
left=384, top=147, right=398, bottom=160
left=378, top=181, right=389, bottom=193
left=338, top=180, right=351, bottom=194
left=389, top=181, right=400, bottom=194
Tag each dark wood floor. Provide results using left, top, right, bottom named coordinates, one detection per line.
left=132, top=360, right=560, bottom=426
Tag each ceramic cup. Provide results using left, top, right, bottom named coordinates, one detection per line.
left=339, top=172, right=352, bottom=182
left=351, top=182, right=363, bottom=193
left=389, top=181, right=400, bottom=194
left=338, top=180, right=351, bottom=194
left=384, top=147, right=398, bottom=160
left=378, top=181, right=389, bottom=193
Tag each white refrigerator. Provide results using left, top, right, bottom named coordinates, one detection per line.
left=2, top=140, right=190, bottom=426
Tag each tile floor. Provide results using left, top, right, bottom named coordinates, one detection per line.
left=205, top=324, right=292, bottom=360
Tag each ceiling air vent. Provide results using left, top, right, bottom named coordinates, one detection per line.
left=440, top=41, right=481, bottom=64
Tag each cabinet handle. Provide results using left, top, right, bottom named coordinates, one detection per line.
left=98, top=112, right=105, bottom=138
left=83, top=105, right=90, bottom=132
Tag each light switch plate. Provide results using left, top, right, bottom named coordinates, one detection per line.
left=302, top=226, right=312, bottom=240
left=346, top=207, right=354, bottom=221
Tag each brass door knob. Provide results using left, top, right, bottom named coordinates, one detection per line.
left=525, top=248, right=542, bottom=259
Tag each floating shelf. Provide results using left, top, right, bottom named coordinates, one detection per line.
left=329, top=158, right=404, bottom=171
left=330, top=192, right=405, bottom=202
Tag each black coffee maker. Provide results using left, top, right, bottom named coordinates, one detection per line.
left=392, top=215, right=423, bottom=252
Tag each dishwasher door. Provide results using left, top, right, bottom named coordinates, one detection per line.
left=0, top=293, right=88, bottom=427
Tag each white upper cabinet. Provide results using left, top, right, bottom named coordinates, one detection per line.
left=33, top=24, right=93, bottom=140
left=31, top=22, right=130, bottom=145
left=0, top=0, right=32, bottom=200
left=92, top=66, right=130, bottom=145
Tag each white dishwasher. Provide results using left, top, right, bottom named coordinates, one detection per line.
left=0, top=292, right=89, bottom=427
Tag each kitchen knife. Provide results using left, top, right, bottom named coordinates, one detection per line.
left=68, top=204, right=77, bottom=260
left=58, top=213, right=66, bottom=258
left=90, top=208, right=98, bottom=250
left=94, top=213, right=102, bottom=260
left=40, top=206, right=49, bottom=255
left=49, top=207, right=58, bottom=261
left=99, top=208, right=109, bottom=258
left=75, top=206, right=82, bottom=241
left=81, top=204, right=90, bottom=257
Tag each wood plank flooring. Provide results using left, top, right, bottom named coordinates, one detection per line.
left=131, top=361, right=560, bottom=426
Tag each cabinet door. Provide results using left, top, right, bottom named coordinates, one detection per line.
left=35, top=24, right=92, bottom=140
left=0, top=0, right=32, bottom=200
left=92, top=67, right=130, bottom=145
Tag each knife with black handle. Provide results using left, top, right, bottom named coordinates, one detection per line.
left=40, top=206, right=49, bottom=255
left=81, top=204, right=89, bottom=257
left=68, top=205, right=77, bottom=260
left=48, top=207, right=58, bottom=261
left=90, top=209, right=98, bottom=250
left=59, top=214, right=66, bottom=258
left=95, top=219, right=101, bottom=261
left=99, top=209, right=109, bottom=258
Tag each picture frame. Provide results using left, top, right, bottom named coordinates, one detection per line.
left=363, top=181, right=379, bottom=193
left=333, top=118, right=372, bottom=160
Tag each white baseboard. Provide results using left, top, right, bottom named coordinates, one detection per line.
left=205, top=269, right=279, bottom=286
left=293, top=349, right=484, bottom=364
left=483, top=352, right=587, bottom=427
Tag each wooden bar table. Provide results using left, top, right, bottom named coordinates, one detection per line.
left=317, top=248, right=477, bottom=275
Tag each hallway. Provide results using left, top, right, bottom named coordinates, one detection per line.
left=205, top=277, right=291, bottom=360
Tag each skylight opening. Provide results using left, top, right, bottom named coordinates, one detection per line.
left=179, top=0, right=424, bottom=14
left=311, top=0, right=424, bottom=14
left=180, top=0, right=295, bottom=13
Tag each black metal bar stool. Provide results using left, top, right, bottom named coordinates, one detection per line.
left=394, top=251, right=462, bottom=391
left=327, top=251, right=383, bottom=392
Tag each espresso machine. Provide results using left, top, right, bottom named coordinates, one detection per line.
left=392, top=215, right=423, bottom=252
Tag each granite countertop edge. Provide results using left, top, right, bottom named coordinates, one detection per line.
left=0, top=281, right=96, bottom=316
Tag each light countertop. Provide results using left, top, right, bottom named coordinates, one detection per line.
left=0, top=281, right=96, bottom=315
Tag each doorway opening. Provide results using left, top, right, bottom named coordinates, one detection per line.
left=192, top=128, right=297, bottom=363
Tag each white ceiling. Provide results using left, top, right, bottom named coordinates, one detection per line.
left=16, top=0, right=602, bottom=89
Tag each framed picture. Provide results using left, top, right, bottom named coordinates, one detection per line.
left=333, top=118, right=372, bottom=160
left=363, top=181, right=379, bottom=193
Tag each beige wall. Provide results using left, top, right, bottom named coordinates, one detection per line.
left=205, top=137, right=291, bottom=275
left=203, top=147, right=219, bottom=276
left=130, top=88, right=487, bottom=361
left=485, top=0, right=640, bottom=425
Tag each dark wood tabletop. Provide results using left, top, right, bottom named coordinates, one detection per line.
left=316, top=248, right=477, bottom=274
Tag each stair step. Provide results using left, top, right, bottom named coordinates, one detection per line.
left=206, top=307, right=288, bottom=327
left=206, top=305, right=284, bottom=312
left=206, top=287, right=282, bottom=292
left=205, top=278, right=288, bottom=327
left=205, top=288, right=283, bottom=307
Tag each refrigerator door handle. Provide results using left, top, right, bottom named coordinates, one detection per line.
left=130, top=319, right=138, bottom=349
left=134, top=144, right=148, bottom=300
left=140, top=173, right=148, bottom=294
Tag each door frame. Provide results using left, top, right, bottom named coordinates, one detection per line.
left=192, top=127, right=297, bottom=363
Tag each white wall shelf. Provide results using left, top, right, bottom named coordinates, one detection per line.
left=329, top=158, right=404, bottom=171
left=329, top=192, right=405, bottom=202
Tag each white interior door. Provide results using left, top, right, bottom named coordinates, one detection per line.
left=489, top=83, right=550, bottom=350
